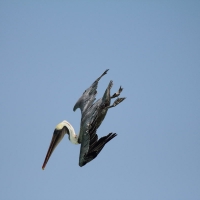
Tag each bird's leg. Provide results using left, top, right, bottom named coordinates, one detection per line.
left=111, top=86, right=123, bottom=99
left=106, top=97, right=126, bottom=109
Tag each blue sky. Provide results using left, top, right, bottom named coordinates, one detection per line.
left=1, top=1, right=200, bottom=200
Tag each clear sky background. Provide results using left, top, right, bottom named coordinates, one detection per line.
left=1, top=1, right=200, bottom=200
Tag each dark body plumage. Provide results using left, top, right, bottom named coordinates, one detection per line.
left=73, top=69, right=125, bottom=166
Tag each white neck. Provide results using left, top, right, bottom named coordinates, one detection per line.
left=56, top=120, right=79, bottom=145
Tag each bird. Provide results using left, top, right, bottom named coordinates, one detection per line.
left=42, top=69, right=126, bottom=168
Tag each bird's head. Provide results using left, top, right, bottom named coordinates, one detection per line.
left=42, top=121, right=71, bottom=170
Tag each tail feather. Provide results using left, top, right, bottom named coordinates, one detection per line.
left=87, top=133, right=117, bottom=158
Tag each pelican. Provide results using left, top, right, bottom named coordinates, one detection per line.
left=42, top=69, right=125, bottom=168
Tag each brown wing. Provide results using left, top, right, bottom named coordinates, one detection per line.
left=78, top=106, right=117, bottom=167
left=73, top=69, right=109, bottom=115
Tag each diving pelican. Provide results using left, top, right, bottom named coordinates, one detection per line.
left=42, top=69, right=125, bottom=168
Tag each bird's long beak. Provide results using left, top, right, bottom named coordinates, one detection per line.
left=42, top=130, right=65, bottom=170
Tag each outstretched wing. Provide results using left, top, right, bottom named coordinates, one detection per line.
left=73, top=69, right=109, bottom=115
left=78, top=105, right=117, bottom=167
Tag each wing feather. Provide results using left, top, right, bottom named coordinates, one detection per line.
left=73, top=69, right=109, bottom=115
left=78, top=104, right=117, bottom=167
